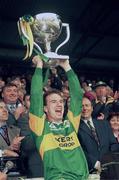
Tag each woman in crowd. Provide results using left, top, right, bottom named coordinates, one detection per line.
left=108, top=112, right=119, bottom=143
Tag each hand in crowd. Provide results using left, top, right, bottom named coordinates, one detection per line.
left=99, top=96, right=106, bottom=104
left=95, top=161, right=101, bottom=174
left=0, top=172, right=7, bottom=180
left=9, top=136, right=24, bottom=151
left=113, top=91, right=119, bottom=101
left=32, top=55, right=43, bottom=68
left=97, top=113, right=105, bottom=120
left=3, top=149, right=19, bottom=157
left=14, top=105, right=25, bottom=120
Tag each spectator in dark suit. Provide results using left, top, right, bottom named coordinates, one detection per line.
left=0, top=99, right=24, bottom=157
left=92, top=81, right=114, bottom=120
left=78, top=95, right=119, bottom=173
left=2, top=83, right=44, bottom=178
left=1, top=83, right=25, bottom=126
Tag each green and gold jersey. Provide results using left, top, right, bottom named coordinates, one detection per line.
left=29, top=68, right=89, bottom=180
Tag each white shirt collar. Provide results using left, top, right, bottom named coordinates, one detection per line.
left=82, top=117, right=92, bottom=123
left=82, top=117, right=95, bottom=128
left=0, top=122, right=7, bottom=128
left=114, top=132, right=119, bottom=138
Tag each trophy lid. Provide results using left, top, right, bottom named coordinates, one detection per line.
left=31, top=12, right=62, bottom=44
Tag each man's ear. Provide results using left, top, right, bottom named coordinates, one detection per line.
left=44, top=106, right=47, bottom=113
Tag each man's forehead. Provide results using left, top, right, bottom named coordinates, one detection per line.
left=83, top=97, right=92, bottom=105
left=96, top=86, right=106, bottom=89
left=47, top=93, right=63, bottom=100
left=4, top=86, right=17, bottom=90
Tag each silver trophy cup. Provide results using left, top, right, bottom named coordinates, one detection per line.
left=18, top=13, right=70, bottom=68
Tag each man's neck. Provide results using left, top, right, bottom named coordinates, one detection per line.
left=81, top=117, right=92, bottom=121
left=53, top=120, right=62, bottom=125
left=113, top=130, right=119, bottom=137
left=6, top=103, right=16, bottom=105
left=4, top=99, right=15, bottom=104
left=48, top=118, right=63, bottom=125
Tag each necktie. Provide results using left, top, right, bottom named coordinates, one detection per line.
left=87, top=120, right=100, bottom=146
left=0, top=125, right=10, bottom=145
left=9, top=104, right=16, bottom=113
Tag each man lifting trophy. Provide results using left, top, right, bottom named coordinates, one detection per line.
left=17, top=13, right=70, bottom=68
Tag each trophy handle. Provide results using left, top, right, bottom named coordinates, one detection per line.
left=55, top=23, right=70, bottom=54
left=19, top=18, right=43, bottom=54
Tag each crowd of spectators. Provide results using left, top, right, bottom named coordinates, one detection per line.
left=0, top=63, right=118, bottom=179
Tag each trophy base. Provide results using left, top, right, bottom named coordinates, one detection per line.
left=44, top=52, right=69, bottom=68
left=44, top=52, right=69, bottom=60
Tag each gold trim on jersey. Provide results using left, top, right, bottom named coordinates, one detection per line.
left=40, top=131, right=80, bottom=159
left=29, top=113, right=45, bottom=136
left=67, top=110, right=81, bottom=133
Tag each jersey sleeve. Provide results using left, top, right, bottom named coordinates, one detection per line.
left=66, top=69, right=83, bottom=132
left=29, top=68, right=45, bottom=138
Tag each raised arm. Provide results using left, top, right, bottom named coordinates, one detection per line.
left=30, top=56, right=43, bottom=116
left=29, top=56, right=45, bottom=137
left=59, top=60, right=83, bottom=132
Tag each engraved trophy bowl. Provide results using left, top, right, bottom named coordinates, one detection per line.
left=31, top=13, right=70, bottom=67
left=31, top=13, right=62, bottom=50
left=18, top=13, right=70, bottom=68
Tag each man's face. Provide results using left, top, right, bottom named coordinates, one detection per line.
left=0, top=102, right=8, bottom=122
left=95, top=86, right=107, bottom=98
left=44, top=93, right=64, bottom=122
left=81, top=97, right=93, bottom=119
left=2, top=86, right=18, bottom=104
